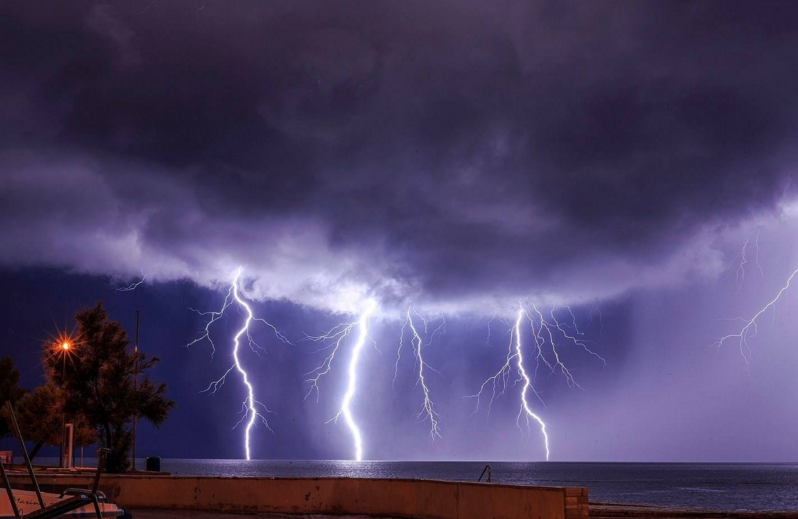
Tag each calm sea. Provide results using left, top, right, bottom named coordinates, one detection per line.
left=37, top=459, right=798, bottom=512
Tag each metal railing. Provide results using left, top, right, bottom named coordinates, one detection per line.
left=0, top=401, right=109, bottom=519
left=477, top=464, right=492, bottom=483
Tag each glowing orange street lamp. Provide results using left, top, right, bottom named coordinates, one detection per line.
left=50, top=330, right=76, bottom=468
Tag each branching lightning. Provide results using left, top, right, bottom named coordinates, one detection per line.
left=735, top=230, right=767, bottom=291
left=303, top=321, right=364, bottom=402
left=186, top=267, right=290, bottom=460
left=116, top=272, right=147, bottom=292
left=394, top=307, right=442, bottom=440
left=303, top=300, right=377, bottom=461
left=735, top=237, right=749, bottom=291
left=754, top=229, right=766, bottom=279
left=186, top=284, right=234, bottom=358
left=548, top=305, right=607, bottom=368
left=514, top=309, right=550, bottom=461
left=467, top=302, right=605, bottom=460
left=713, top=267, right=798, bottom=367
left=590, top=300, right=604, bottom=335
left=334, top=301, right=376, bottom=461
left=230, top=274, right=263, bottom=460
left=466, top=307, right=549, bottom=460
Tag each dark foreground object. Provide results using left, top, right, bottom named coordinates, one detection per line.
left=592, top=502, right=798, bottom=518
left=132, top=512, right=410, bottom=519
left=145, top=458, right=160, bottom=473
left=133, top=505, right=798, bottom=519
left=4, top=474, right=587, bottom=518
left=1, top=401, right=121, bottom=519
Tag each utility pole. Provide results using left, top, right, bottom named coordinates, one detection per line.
left=58, top=339, right=71, bottom=468
left=132, top=310, right=139, bottom=471
left=60, top=351, right=66, bottom=468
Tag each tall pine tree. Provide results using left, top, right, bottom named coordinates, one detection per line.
left=46, top=303, right=174, bottom=472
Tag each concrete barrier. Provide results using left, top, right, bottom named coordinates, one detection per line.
left=8, top=474, right=588, bottom=519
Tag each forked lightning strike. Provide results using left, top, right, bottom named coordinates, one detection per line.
left=514, top=309, right=550, bottom=461
left=186, top=267, right=290, bottom=460
left=754, top=229, right=765, bottom=279
left=116, top=273, right=147, bottom=292
left=304, top=300, right=377, bottom=461
left=736, top=237, right=750, bottom=291
left=735, top=230, right=766, bottom=291
left=713, top=267, right=798, bottom=366
left=550, top=309, right=606, bottom=367
left=590, top=300, right=604, bottom=335
left=467, top=307, right=549, bottom=460
left=394, top=307, right=442, bottom=440
left=467, top=303, right=606, bottom=460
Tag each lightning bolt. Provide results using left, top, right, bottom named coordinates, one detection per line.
left=513, top=308, right=550, bottom=461
left=548, top=305, right=607, bottom=368
left=486, top=315, right=511, bottom=347
left=590, top=300, right=604, bottom=336
left=467, top=302, right=605, bottom=460
left=304, top=323, right=360, bottom=402
left=713, top=267, right=798, bottom=367
left=754, top=228, right=766, bottom=279
left=486, top=315, right=497, bottom=346
left=304, top=300, right=377, bottom=461
left=394, top=307, right=442, bottom=440
left=116, top=272, right=146, bottom=292
left=736, top=237, right=749, bottom=291
left=186, top=267, right=290, bottom=460
left=466, top=306, right=549, bottom=460
left=735, top=230, right=767, bottom=291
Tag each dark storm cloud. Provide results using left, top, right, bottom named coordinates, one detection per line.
left=2, top=0, right=797, bottom=312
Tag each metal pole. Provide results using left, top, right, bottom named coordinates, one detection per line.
left=132, top=310, right=139, bottom=471
left=65, top=424, right=73, bottom=469
left=91, top=449, right=109, bottom=519
left=0, top=457, right=21, bottom=519
left=61, top=352, right=66, bottom=469
left=478, top=464, right=492, bottom=483
left=91, top=449, right=108, bottom=494
left=5, top=401, right=45, bottom=508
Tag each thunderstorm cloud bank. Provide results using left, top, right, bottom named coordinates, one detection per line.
left=2, top=1, right=798, bottom=316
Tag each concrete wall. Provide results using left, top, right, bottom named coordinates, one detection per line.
left=8, top=474, right=588, bottom=519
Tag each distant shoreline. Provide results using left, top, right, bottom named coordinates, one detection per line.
left=591, top=501, right=798, bottom=519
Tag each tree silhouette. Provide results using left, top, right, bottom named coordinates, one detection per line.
left=46, top=303, right=174, bottom=472
left=0, top=356, right=26, bottom=439
left=16, top=382, right=97, bottom=462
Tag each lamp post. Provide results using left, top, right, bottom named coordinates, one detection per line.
left=59, top=341, right=70, bottom=469
left=132, top=310, right=139, bottom=471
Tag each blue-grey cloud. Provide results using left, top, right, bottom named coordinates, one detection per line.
left=1, top=1, right=797, bottom=314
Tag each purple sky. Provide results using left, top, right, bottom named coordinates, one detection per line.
left=1, top=1, right=798, bottom=462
